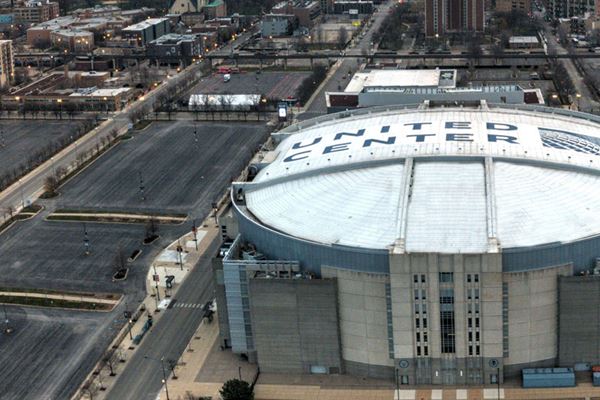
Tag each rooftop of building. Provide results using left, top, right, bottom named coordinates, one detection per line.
left=51, top=29, right=93, bottom=37
left=237, top=104, right=600, bottom=253
left=509, top=36, right=539, bottom=44
left=149, top=32, right=199, bottom=44
left=273, top=0, right=320, bottom=9
left=122, top=17, right=169, bottom=31
left=344, top=69, right=457, bottom=92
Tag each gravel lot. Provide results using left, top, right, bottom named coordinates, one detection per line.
left=56, top=121, right=270, bottom=217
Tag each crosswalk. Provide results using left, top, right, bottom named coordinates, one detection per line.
left=171, top=302, right=203, bottom=309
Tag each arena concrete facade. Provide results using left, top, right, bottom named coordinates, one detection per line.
left=216, top=103, right=600, bottom=385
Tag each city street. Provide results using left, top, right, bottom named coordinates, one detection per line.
left=299, top=0, right=395, bottom=119
left=543, top=24, right=600, bottom=112
left=106, top=235, right=220, bottom=400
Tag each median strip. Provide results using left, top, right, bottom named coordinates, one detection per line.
left=0, top=289, right=121, bottom=312
left=46, top=211, right=187, bottom=225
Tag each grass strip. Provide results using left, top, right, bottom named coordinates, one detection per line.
left=0, top=286, right=119, bottom=299
left=0, top=295, right=113, bottom=311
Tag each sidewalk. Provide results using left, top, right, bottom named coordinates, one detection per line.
left=74, top=224, right=219, bottom=400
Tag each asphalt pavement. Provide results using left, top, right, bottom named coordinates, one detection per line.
left=0, top=307, right=115, bottom=400
left=106, top=234, right=221, bottom=400
left=56, top=121, right=270, bottom=217
left=0, top=120, right=80, bottom=181
left=298, top=0, right=395, bottom=120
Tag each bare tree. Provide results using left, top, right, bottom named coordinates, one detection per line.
left=103, top=349, right=118, bottom=376
left=81, top=381, right=100, bottom=400
left=167, top=359, right=179, bottom=380
left=44, top=175, right=59, bottom=197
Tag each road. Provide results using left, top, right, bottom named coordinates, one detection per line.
left=0, top=27, right=258, bottom=226
left=299, top=0, right=395, bottom=119
left=542, top=24, right=600, bottom=112
left=105, top=9, right=395, bottom=396
left=106, top=235, right=220, bottom=400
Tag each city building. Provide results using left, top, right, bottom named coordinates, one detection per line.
left=425, top=0, right=484, bottom=36
left=548, top=0, right=594, bottom=18
left=0, top=39, right=13, bottom=88
left=320, top=0, right=334, bottom=13
left=122, top=17, right=170, bottom=46
left=508, top=36, right=540, bottom=49
left=50, top=29, right=94, bottom=52
left=495, top=0, right=531, bottom=13
left=26, top=16, right=75, bottom=47
left=261, top=14, right=298, bottom=37
left=169, top=0, right=208, bottom=14
left=7, top=0, right=60, bottom=24
left=147, top=33, right=203, bottom=64
left=272, top=0, right=321, bottom=27
left=216, top=103, right=600, bottom=385
left=71, top=5, right=153, bottom=20
left=203, top=0, right=227, bottom=19
left=325, top=69, right=543, bottom=112
left=9, top=72, right=135, bottom=111
left=333, top=0, right=374, bottom=14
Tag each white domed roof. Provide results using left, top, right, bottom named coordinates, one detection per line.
left=242, top=106, right=600, bottom=253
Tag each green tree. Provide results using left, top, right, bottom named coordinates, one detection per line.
left=220, top=379, right=254, bottom=400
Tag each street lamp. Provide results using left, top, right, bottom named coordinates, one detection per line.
left=2, top=304, right=12, bottom=334
left=17, top=178, right=25, bottom=208
left=57, top=98, right=63, bottom=119
left=127, top=319, right=133, bottom=340
left=144, top=355, right=171, bottom=400
left=83, top=222, right=90, bottom=255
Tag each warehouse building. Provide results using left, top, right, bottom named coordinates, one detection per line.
left=215, top=102, right=600, bottom=385
left=326, top=69, right=543, bottom=112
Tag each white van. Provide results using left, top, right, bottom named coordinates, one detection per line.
left=223, top=73, right=231, bottom=82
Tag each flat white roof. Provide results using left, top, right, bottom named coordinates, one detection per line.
left=509, top=36, right=539, bottom=44
left=345, top=69, right=456, bottom=93
left=123, top=17, right=168, bottom=31
left=70, top=88, right=131, bottom=97
left=189, top=94, right=261, bottom=107
left=242, top=107, right=600, bottom=252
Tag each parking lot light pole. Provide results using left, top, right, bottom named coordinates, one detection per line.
left=144, top=355, right=170, bottom=400
left=17, top=178, right=25, bottom=208
left=2, top=304, right=11, bottom=334
left=83, top=222, right=90, bottom=255
left=192, top=220, right=198, bottom=251
left=128, top=319, right=133, bottom=340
